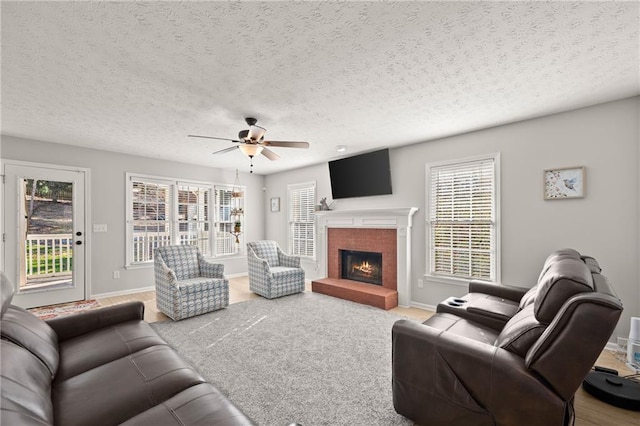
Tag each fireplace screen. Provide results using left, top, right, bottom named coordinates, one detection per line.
left=340, top=249, right=383, bottom=286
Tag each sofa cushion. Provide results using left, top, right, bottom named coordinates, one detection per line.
left=120, top=383, right=255, bottom=426
left=518, top=285, right=538, bottom=310
left=55, top=320, right=168, bottom=382
left=423, top=313, right=499, bottom=346
left=581, top=255, right=601, bottom=274
left=53, top=345, right=206, bottom=426
left=536, top=248, right=581, bottom=283
left=534, top=258, right=594, bottom=324
left=465, top=295, right=520, bottom=322
left=495, top=305, right=546, bottom=357
left=1, top=339, right=54, bottom=425
left=1, top=305, right=59, bottom=377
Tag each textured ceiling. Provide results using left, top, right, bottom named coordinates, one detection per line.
left=2, top=1, right=639, bottom=175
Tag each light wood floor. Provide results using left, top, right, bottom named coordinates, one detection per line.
left=97, top=277, right=637, bottom=426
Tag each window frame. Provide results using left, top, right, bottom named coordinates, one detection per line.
left=287, top=181, right=316, bottom=260
left=425, top=153, right=501, bottom=285
left=125, top=173, right=215, bottom=268
left=212, top=183, right=246, bottom=257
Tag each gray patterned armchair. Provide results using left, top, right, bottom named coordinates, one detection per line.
left=247, top=240, right=305, bottom=299
left=154, top=245, right=229, bottom=320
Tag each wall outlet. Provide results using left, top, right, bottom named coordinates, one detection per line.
left=112, top=270, right=120, bottom=279
left=417, top=279, right=424, bottom=289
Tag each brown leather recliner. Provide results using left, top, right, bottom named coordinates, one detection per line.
left=392, top=253, right=623, bottom=425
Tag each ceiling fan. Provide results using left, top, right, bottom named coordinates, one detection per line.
left=188, top=117, right=310, bottom=173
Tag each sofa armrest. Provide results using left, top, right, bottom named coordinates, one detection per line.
left=468, top=280, right=530, bottom=302
left=46, top=301, right=145, bottom=342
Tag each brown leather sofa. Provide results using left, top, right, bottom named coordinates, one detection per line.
left=392, top=250, right=623, bottom=425
left=0, top=272, right=254, bottom=426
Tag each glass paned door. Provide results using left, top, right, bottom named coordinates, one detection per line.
left=4, top=163, right=86, bottom=308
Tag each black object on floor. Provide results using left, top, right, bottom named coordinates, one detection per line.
left=582, top=371, right=640, bottom=411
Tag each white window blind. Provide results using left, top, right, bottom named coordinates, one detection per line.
left=178, top=183, right=211, bottom=256
left=288, top=182, right=316, bottom=258
left=129, top=178, right=173, bottom=264
left=427, top=156, right=497, bottom=281
left=213, top=184, right=243, bottom=256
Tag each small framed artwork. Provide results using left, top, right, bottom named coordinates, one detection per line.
left=270, top=197, right=280, bottom=212
left=544, top=166, right=585, bottom=200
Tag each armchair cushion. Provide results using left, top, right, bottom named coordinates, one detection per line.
left=248, top=240, right=280, bottom=267
left=157, top=246, right=200, bottom=280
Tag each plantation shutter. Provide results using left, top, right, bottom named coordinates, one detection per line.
left=130, top=178, right=173, bottom=264
left=213, top=185, right=239, bottom=256
left=177, top=183, right=211, bottom=256
left=428, top=158, right=496, bottom=280
left=288, top=182, right=316, bottom=258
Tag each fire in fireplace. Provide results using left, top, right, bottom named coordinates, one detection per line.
left=340, top=249, right=383, bottom=286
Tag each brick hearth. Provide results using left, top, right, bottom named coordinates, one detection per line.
left=312, top=228, right=399, bottom=310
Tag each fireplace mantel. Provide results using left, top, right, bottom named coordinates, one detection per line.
left=315, top=207, right=418, bottom=228
left=316, top=207, right=418, bottom=307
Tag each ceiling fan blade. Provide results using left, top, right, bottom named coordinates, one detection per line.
left=212, top=146, right=239, bottom=156
left=247, top=125, right=267, bottom=141
left=188, top=134, right=242, bottom=143
left=262, top=140, right=310, bottom=149
left=260, top=147, right=281, bottom=161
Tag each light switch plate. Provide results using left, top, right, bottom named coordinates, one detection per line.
left=93, top=224, right=108, bottom=232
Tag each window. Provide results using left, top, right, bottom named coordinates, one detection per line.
left=178, top=184, right=211, bottom=255
left=126, top=174, right=213, bottom=266
left=426, top=154, right=500, bottom=282
left=288, top=182, right=316, bottom=258
left=213, top=184, right=244, bottom=256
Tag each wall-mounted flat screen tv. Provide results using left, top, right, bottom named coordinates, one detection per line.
left=328, top=148, right=393, bottom=199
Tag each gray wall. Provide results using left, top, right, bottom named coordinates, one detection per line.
left=1, top=97, right=638, bottom=339
left=1, top=137, right=265, bottom=296
left=265, top=96, right=640, bottom=340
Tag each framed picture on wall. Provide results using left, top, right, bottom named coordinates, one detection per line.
left=270, top=197, right=280, bottom=212
left=544, top=166, right=585, bottom=200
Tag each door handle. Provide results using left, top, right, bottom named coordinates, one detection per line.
left=75, top=241, right=83, bottom=245
left=76, top=231, right=82, bottom=236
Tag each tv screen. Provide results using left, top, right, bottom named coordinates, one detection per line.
left=328, top=148, right=393, bottom=199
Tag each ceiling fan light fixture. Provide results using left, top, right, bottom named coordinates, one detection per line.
left=238, top=144, right=264, bottom=157
left=247, top=125, right=266, bottom=141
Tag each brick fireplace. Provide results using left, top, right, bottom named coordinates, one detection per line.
left=312, top=207, right=418, bottom=310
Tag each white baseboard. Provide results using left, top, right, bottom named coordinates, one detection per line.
left=604, top=341, right=621, bottom=352
left=91, top=272, right=249, bottom=299
left=91, top=285, right=155, bottom=299
left=409, top=301, right=437, bottom=312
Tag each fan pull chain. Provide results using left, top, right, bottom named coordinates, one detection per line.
left=249, top=155, right=254, bottom=173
